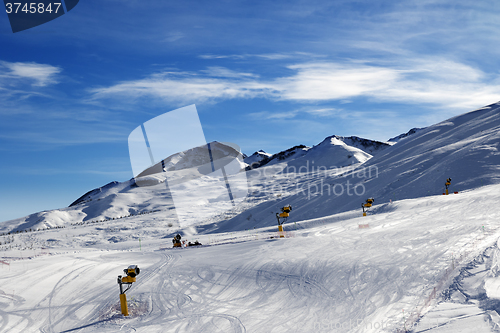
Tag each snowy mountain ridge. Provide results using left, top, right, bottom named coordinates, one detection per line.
left=243, top=150, right=272, bottom=168
left=322, top=135, right=391, bottom=155
left=388, top=127, right=424, bottom=142
left=244, top=135, right=390, bottom=170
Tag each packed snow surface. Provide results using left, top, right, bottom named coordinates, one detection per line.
left=0, top=184, right=499, bottom=332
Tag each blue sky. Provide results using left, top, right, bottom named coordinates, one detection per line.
left=1, top=0, right=500, bottom=222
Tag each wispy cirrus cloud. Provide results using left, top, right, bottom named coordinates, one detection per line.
left=89, top=57, right=500, bottom=110
left=0, top=119, right=129, bottom=151
left=0, top=61, right=62, bottom=108
left=248, top=110, right=299, bottom=120
left=0, top=61, right=61, bottom=87
left=249, top=107, right=339, bottom=120
left=304, top=108, right=339, bottom=117
left=89, top=69, right=276, bottom=104
left=163, top=31, right=185, bottom=43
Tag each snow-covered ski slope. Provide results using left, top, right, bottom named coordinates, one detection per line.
left=1, top=101, right=500, bottom=332
left=0, top=184, right=499, bottom=332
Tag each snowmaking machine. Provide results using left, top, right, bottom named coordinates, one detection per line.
left=362, top=198, right=374, bottom=216
left=444, top=178, right=451, bottom=195
left=117, top=265, right=140, bottom=316
left=276, top=205, right=292, bottom=237
left=172, top=234, right=182, bottom=248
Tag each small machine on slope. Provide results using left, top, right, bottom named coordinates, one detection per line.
left=117, top=265, right=140, bottom=316
left=276, top=205, right=292, bottom=237
left=444, top=178, right=452, bottom=195
left=172, top=234, right=182, bottom=248
left=362, top=198, right=374, bottom=216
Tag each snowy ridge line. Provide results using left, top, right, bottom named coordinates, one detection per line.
left=401, top=227, right=499, bottom=332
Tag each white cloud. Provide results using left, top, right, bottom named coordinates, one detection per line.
left=90, top=59, right=500, bottom=110
left=274, top=63, right=401, bottom=101
left=0, top=61, right=61, bottom=87
left=273, top=59, right=500, bottom=109
left=89, top=71, right=276, bottom=104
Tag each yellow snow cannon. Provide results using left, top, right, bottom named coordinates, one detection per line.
left=117, top=265, right=140, bottom=316
left=276, top=205, right=293, bottom=237
left=172, top=234, right=182, bottom=248
left=444, top=178, right=452, bottom=195
left=362, top=198, right=374, bottom=216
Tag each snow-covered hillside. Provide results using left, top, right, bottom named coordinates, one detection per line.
left=137, top=141, right=244, bottom=178
left=1, top=101, right=500, bottom=333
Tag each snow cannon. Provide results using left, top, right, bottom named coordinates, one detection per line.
left=276, top=205, right=292, bottom=237
left=362, top=198, right=374, bottom=216
left=172, top=234, right=182, bottom=248
left=117, top=265, right=140, bottom=316
left=444, top=178, right=452, bottom=195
